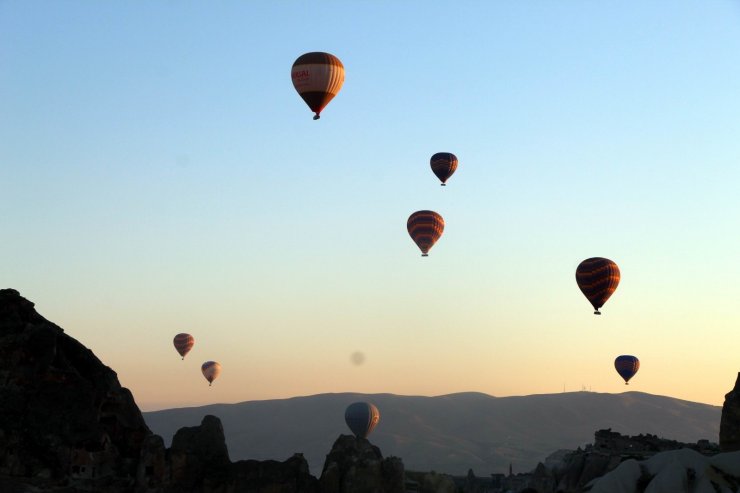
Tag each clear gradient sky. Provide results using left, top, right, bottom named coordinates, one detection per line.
left=2, top=1, right=739, bottom=411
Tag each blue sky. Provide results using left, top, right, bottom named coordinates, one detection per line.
left=2, top=1, right=739, bottom=409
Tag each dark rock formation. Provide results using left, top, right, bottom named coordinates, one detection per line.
left=168, top=415, right=231, bottom=490
left=0, top=288, right=151, bottom=492
left=157, top=414, right=318, bottom=492
left=137, top=435, right=167, bottom=491
left=0, top=289, right=402, bottom=492
left=720, top=372, right=740, bottom=452
left=229, top=454, right=320, bottom=493
left=319, top=435, right=404, bottom=493
left=546, top=449, right=619, bottom=493
left=163, top=414, right=320, bottom=493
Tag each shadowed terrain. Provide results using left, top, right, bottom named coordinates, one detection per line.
left=144, top=391, right=720, bottom=475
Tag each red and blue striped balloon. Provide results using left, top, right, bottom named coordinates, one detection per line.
left=407, top=210, right=445, bottom=257
left=173, top=333, right=195, bottom=360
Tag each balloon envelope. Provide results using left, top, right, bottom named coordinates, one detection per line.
left=344, top=402, right=380, bottom=439
left=173, top=333, right=195, bottom=360
left=291, top=52, right=345, bottom=120
left=430, top=152, right=458, bottom=185
left=201, top=361, right=222, bottom=386
left=614, top=355, right=639, bottom=384
left=407, top=210, right=445, bottom=256
left=575, top=257, right=620, bottom=314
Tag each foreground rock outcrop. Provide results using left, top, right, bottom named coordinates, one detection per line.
left=0, top=289, right=399, bottom=492
left=0, top=288, right=150, bottom=491
left=319, top=435, right=404, bottom=493
left=720, top=372, right=740, bottom=452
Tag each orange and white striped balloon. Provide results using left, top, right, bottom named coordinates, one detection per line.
left=291, top=52, right=344, bottom=120
left=201, top=361, right=222, bottom=387
left=173, top=333, right=195, bottom=360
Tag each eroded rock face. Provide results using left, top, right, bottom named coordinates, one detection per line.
left=230, top=454, right=320, bottom=493
left=169, top=415, right=231, bottom=490
left=587, top=448, right=740, bottom=493
left=0, top=288, right=151, bottom=491
left=319, top=435, right=404, bottom=493
left=720, top=372, right=740, bottom=452
left=552, top=451, right=618, bottom=493
left=165, top=415, right=320, bottom=492
left=137, top=434, right=167, bottom=491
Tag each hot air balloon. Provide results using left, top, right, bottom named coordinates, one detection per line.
left=575, top=257, right=620, bottom=314
left=614, top=355, right=639, bottom=385
left=430, top=152, right=458, bottom=186
left=173, top=333, right=195, bottom=360
left=201, top=361, right=222, bottom=387
left=291, top=52, right=345, bottom=120
left=344, top=402, right=380, bottom=439
left=407, top=210, right=444, bottom=256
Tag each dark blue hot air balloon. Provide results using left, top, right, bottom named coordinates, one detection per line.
left=614, top=355, right=640, bottom=385
left=344, top=402, right=380, bottom=439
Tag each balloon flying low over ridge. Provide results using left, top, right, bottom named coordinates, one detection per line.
left=201, top=361, right=222, bottom=386
left=575, top=257, right=620, bottom=314
left=291, top=52, right=345, bottom=120
left=430, top=152, right=458, bottom=186
left=173, top=333, right=195, bottom=360
left=407, top=210, right=445, bottom=256
left=344, top=401, right=380, bottom=439
left=614, top=355, right=640, bottom=385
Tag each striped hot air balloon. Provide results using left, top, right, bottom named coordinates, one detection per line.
left=614, top=355, right=640, bottom=385
left=291, top=52, right=345, bottom=120
left=201, top=361, right=222, bottom=387
left=407, top=210, right=444, bottom=257
left=575, top=257, right=620, bottom=314
left=173, top=333, right=195, bottom=360
left=430, top=152, right=458, bottom=186
left=344, top=402, right=380, bottom=439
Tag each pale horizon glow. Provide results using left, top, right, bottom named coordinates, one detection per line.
left=2, top=1, right=739, bottom=412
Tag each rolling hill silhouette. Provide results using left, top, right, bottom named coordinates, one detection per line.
left=143, top=391, right=720, bottom=475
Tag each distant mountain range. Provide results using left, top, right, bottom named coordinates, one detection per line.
left=142, top=391, right=720, bottom=476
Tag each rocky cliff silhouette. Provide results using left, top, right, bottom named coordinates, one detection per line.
left=0, top=289, right=403, bottom=493
left=720, top=372, right=740, bottom=452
